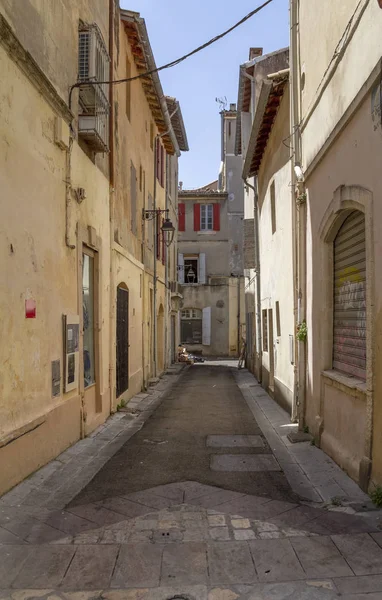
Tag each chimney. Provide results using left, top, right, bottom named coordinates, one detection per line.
left=249, top=47, right=263, bottom=61
left=179, top=181, right=183, bottom=191
left=229, top=103, right=236, bottom=112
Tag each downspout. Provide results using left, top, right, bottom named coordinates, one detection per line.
left=65, top=134, right=75, bottom=249
left=153, top=135, right=158, bottom=378
left=244, top=178, right=262, bottom=383
left=237, top=276, right=241, bottom=356
left=290, top=0, right=306, bottom=430
left=108, top=0, right=115, bottom=413
left=165, top=154, right=169, bottom=369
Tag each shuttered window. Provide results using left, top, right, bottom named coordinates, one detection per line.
left=333, top=211, right=366, bottom=380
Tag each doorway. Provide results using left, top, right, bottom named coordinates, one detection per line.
left=268, top=308, right=275, bottom=393
left=171, top=315, right=176, bottom=363
left=157, top=304, right=165, bottom=374
left=116, top=285, right=129, bottom=398
left=82, top=248, right=99, bottom=413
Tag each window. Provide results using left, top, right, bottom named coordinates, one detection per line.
left=270, top=181, right=276, bottom=234
left=130, top=161, right=137, bottom=235
left=126, top=57, right=131, bottom=120
left=184, top=257, right=199, bottom=284
left=201, top=204, right=213, bottom=231
left=275, top=301, right=281, bottom=337
left=150, top=122, right=154, bottom=150
left=78, top=24, right=110, bottom=153
left=82, top=251, right=95, bottom=387
left=181, top=309, right=202, bottom=344
left=156, top=139, right=165, bottom=187
left=262, top=309, right=268, bottom=352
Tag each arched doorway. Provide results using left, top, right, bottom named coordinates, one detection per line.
left=116, top=284, right=129, bottom=397
left=157, top=304, right=164, bottom=374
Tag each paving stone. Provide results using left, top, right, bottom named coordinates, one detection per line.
left=332, top=533, right=382, bottom=575
left=0, top=526, right=25, bottom=544
left=44, top=510, right=98, bottom=535
left=183, top=527, right=209, bottom=541
left=243, top=499, right=297, bottom=521
left=241, top=580, right=339, bottom=599
left=103, top=586, right=208, bottom=600
left=206, top=435, right=265, bottom=448
left=334, top=574, right=382, bottom=595
left=12, top=545, right=75, bottom=588
left=249, top=538, right=305, bottom=582
left=122, top=490, right=177, bottom=510
left=100, top=497, right=151, bottom=519
left=62, top=544, right=119, bottom=589
left=210, top=454, right=281, bottom=472
left=269, top=505, right=322, bottom=529
left=371, top=532, right=382, bottom=548
left=3, top=515, right=64, bottom=543
left=208, top=589, right=240, bottom=600
left=208, top=541, right=257, bottom=585
left=234, top=529, right=257, bottom=540
left=139, top=484, right=184, bottom=503
left=161, top=542, right=208, bottom=585
left=208, top=514, right=226, bottom=527
left=67, top=503, right=125, bottom=526
left=291, top=536, right=354, bottom=578
left=0, top=545, right=32, bottom=587
left=182, top=481, right=224, bottom=501
left=231, top=518, right=250, bottom=529
left=258, top=531, right=283, bottom=539
left=313, top=511, right=377, bottom=535
left=188, top=490, right=246, bottom=509
left=209, top=527, right=231, bottom=541
left=111, top=543, right=162, bottom=587
left=133, top=518, right=157, bottom=531
left=209, top=495, right=271, bottom=520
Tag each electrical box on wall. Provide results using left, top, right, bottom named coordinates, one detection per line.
left=54, top=117, right=70, bottom=150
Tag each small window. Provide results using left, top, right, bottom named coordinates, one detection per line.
left=262, top=309, right=268, bottom=352
left=184, top=257, right=198, bottom=284
left=181, top=308, right=202, bottom=344
left=150, top=122, right=154, bottom=150
left=201, top=204, right=213, bottom=231
left=82, top=250, right=95, bottom=388
left=126, top=57, right=131, bottom=120
left=270, top=181, right=276, bottom=234
left=275, top=301, right=281, bottom=337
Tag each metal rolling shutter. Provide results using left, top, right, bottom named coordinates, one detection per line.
left=333, top=211, right=366, bottom=380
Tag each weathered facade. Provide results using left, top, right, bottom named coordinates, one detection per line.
left=0, top=1, right=187, bottom=494
left=290, top=0, right=382, bottom=490
left=178, top=106, right=245, bottom=357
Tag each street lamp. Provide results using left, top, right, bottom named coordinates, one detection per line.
left=142, top=208, right=175, bottom=247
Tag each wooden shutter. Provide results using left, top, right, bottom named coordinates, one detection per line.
left=333, top=211, right=366, bottom=380
left=161, top=216, right=165, bottom=265
left=198, top=253, right=206, bottom=284
left=156, top=213, right=161, bottom=259
left=178, top=253, right=184, bottom=284
left=213, top=203, right=220, bottom=231
left=160, top=145, right=165, bottom=188
left=202, top=307, right=211, bottom=346
left=178, top=203, right=185, bottom=232
left=194, top=203, right=201, bottom=231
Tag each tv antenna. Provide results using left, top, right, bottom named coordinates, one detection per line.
left=215, top=96, right=227, bottom=111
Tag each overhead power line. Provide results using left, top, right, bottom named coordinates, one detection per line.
left=69, top=0, right=273, bottom=103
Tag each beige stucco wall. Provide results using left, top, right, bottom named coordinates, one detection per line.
left=257, top=90, right=295, bottom=412
left=0, top=22, right=111, bottom=493
left=303, top=92, right=382, bottom=486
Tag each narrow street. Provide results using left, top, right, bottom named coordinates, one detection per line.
left=1, top=364, right=382, bottom=599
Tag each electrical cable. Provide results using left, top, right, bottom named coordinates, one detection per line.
left=69, top=0, right=274, bottom=106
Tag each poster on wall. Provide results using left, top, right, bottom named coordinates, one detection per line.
left=63, top=314, right=80, bottom=392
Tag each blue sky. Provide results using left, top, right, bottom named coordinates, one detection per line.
left=120, top=0, right=289, bottom=189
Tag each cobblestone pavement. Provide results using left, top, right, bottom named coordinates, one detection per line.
left=1, top=363, right=382, bottom=599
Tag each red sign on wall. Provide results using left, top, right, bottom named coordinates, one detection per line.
left=25, top=299, right=36, bottom=319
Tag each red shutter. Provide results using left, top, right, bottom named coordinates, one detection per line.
left=178, top=203, right=185, bottom=231
left=213, top=203, right=220, bottom=231
left=194, top=203, right=201, bottom=231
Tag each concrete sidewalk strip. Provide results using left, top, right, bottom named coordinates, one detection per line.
left=12, top=545, right=75, bottom=588
left=61, top=544, right=119, bottom=589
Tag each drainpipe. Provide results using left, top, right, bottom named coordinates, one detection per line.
left=65, top=134, right=75, bottom=249
left=244, top=178, right=262, bottom=383
left=237, top=276, right=241, bottom=356
left=153, top=136, right=158, bottom=378
left=290, top=0, right=306, bottom=430
left=108, top=0, right=115, bottom=413
left=165, top=154, right=169, bottom=370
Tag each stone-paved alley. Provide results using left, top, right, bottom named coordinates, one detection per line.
left=1, top=363, right=382, bottom=599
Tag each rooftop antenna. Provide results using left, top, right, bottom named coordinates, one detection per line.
left=215, top=96, right=227, bottom=111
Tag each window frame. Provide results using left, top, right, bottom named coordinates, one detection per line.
left=200, top=204, right=214, bottom=231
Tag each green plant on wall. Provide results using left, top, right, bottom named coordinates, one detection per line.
left=296, top=320, right=308, bottom=342
left=370, top=486, right=382, bottom=507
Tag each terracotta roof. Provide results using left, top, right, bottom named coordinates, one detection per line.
left=243, top=73, right=289, bottom=179
left=166, top=97, right=189, bottom=152
left=235, top=47, right=289, bottom=156
left=121, top=10, right=178, bottom=155
left=179, top=190, right=227, bottom=199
